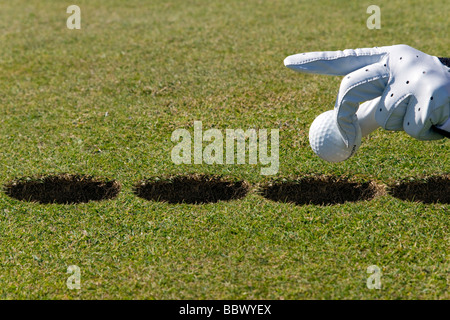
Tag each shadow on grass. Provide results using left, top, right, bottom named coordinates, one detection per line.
left=260, top=175, right=384, bottom=206
left=388, top=175, right=450, bottom=204
left=4, top=174, right=121, bottom=204
left=133, top=174, right=250, bottom=204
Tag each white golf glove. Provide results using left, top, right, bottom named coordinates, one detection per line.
left=284, top=44, right=450, bottom=147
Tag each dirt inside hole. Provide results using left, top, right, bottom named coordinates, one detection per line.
left=133, top=174, right=250, bottom=204
left=389, top=175, right=450, bottom=204
left=260, top=176, right=384, bottom=205
left=4, top=174, right=121, bottom=204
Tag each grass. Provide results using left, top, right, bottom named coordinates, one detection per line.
left=0, top=0, right=448, bottom=299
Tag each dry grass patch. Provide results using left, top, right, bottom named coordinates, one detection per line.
left=260, top=175, right=384, bottom=205
left=388, top=175, right=450, bottom=204
left=4, top=174, right=121, bottom=204
left=133, top=174, right=250, bottom=204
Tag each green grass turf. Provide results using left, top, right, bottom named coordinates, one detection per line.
left=0, top=0, right=448, bottom=299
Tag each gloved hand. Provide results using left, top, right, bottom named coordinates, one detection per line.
left=284, top=45, right=450, bottom=149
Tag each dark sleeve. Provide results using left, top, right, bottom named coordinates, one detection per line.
left=430, top=58, right=450, bottom=138
left=438, top=57, right=450, bottom=67
left=431, top=125, right=450, bottom=138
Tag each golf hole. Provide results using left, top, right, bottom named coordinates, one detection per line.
left=4, top=174, right=121, bottom=204
left=260, top=176, right=384, bottom=205
left=388, top=175, right=450, bottom=204
left=133, top=174, right=250, bottom=204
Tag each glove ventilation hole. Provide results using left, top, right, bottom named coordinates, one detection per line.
left=406, top=81, right=409, bottom=84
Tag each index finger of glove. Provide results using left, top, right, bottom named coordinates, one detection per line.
left=284, top=47, right=387, bottom=76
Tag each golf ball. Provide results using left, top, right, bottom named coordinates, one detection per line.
left=309, top=110, right=362, bottom=162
